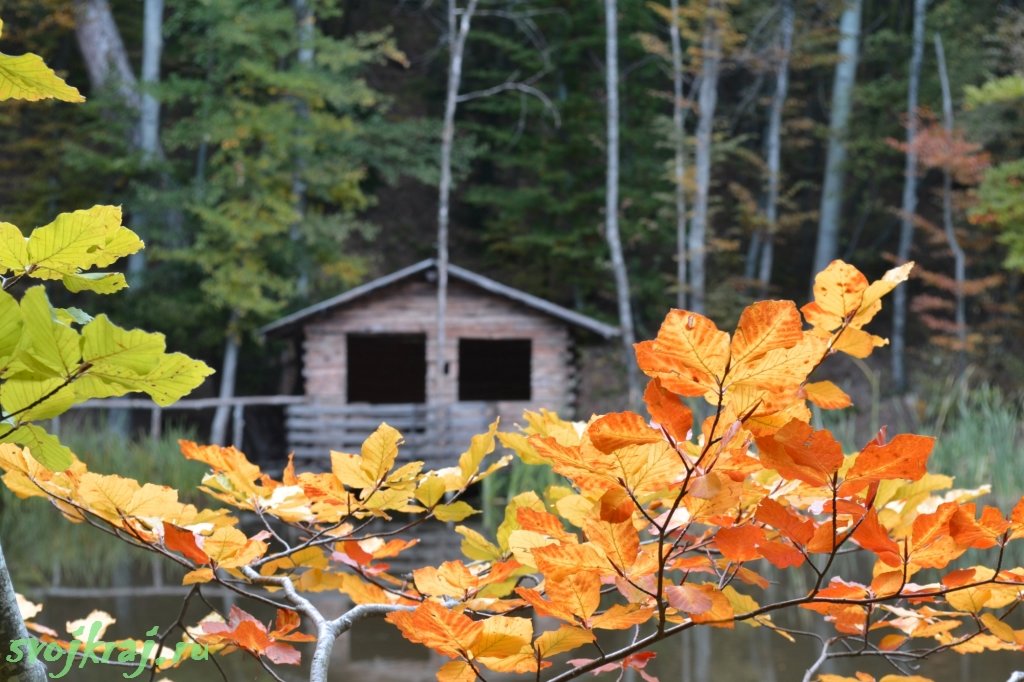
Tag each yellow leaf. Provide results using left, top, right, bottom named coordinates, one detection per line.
left=980, top=613, right=1017, bottom=643
left=434, top=501, right=476, bottom=522
left=360, top=423, right=402, bottom=483
left=804, top=380, right=852, bottom=409
left=0, top=222, right=28, bottom=274
left=0, top=47, right=84, bottom=102
left=182, top=568, right=215, bottom=585
left=331, top=451, right=373, bottom=489
left=535, top=625, right=595, bottom=658
left=471, top=616, right=533, bottom=658
left=437, top=661, right=475, bottom=682
left=455, top=525, right=503, bottom=562
left=416, top=475, right=446, bottom=507
left=459, top=419, right=498, bottom=483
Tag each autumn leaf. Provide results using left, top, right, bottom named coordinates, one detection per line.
left=386, top=600, right=483, bottom=658
left=589, top=412, right=663, bottom=453
left=643, top=379, right=693, bottom=442
left=755, top=420, right=844, bottom=487
left=841, top=434, right=934, bottom=495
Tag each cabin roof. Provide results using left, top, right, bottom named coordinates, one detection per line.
left=260, top=259, right=621, bottom=339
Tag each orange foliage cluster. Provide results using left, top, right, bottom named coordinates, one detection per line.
left=4, top=261, right=1024, bottom=682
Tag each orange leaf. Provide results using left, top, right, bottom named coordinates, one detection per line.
left=385, top=600, right=483, bottom=658
left=755, top=420, right=843, bottom=487
left=843, top=435, right=934, bottom=492
left=597, top=488, right=635, bottom=524
left=729, top=300, right=804, bottom=367
left=850, top=508, right=902, bottom=567
left=163, top=523, right=210, bottom=565
left=634, top=310, right=729, bottom=397
left=714, top=526, right=765, bottom=563
left=665, top=584, right=713, bottom=615
left=643, top=379, right=693, bottom=442
left=755, top=498, right=815, bottom=546
left=589, top=412, right=663, bottom=453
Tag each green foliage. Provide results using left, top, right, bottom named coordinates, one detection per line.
left=0, top=21, right=211, bottom=472
left=965, top=74, right=1024, bottom=109
left=971, top=158, right=1024, bottom=270
left=154, top=0, right=433, bottom=332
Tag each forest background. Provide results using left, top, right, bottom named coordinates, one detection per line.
left=1, top=0, right=1023, bottom=425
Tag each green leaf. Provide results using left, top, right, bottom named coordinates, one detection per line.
left=25, top=206, right=142, bottom=281
left=433, top=501, right=476, bottom=522
left=0, top=222, right=27, bottom=275
left=6, top=424, right=73, bottom=471
left=0, top=377, right=75, bottom=422
left=0, top=46, right=84, bottom=103
left=55, top=307, right=92, bottom=326
left=17, top=286, right=80, bottom=378
left=0, top=290, right=22, bottom=367
left=74, top=352, right=213, bottom=407
left=62, top=272, right=128, bottom=294
left=81, top=314, right=164, bottom=375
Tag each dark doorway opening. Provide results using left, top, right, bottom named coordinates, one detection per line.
left=458, top=339, right=532, bottom=401
left=347, top=333, right=426, bottom=403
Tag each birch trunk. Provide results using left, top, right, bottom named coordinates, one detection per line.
left=811, top=0, right=863, bottom=277
left=210, top=313, right=241, bottom=446
left=933, top=32, right=967, bottom=374
left=128, top=0, right=164, bottom=278
left=436, top=0, right=479, bottom=403
left=668, top=0, right=689, bottom=310
left=72, top=0, right=140, bottom=112
left=687, top=4, right=722, bottom=314
left=891, top=0, right=927, bottom=392
left=0, top=535, right=46, bottom=682
left=604, top=0, right=640, bottom=407
left=758, top=0, right=794, bottom=293
left=291, top=0, right=314, bottom=298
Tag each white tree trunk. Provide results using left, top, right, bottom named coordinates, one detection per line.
left=688, top=4, right=722, bottom=314
left=758, top=0, right=794, bottom=293
left=933, top=32, right=967, bottom=373
left=72, top=0, right=140, bottom=111
left=891, top=0, right=927, bottom=392
left=210, top=313, right=241, bottom=446
left=604, top=0, right=641, bottom=407
left=128, top=0, right=164, bottom=278
left=669, top=0, right=688, bottom=310
left=811, top=0, right=863, bottom=277
left=291, top=0, right=314, bottom=298
left=436, top=0, right=479, bottom=405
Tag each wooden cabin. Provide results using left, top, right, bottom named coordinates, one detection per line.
left=261, top=260, right=618, bottom=465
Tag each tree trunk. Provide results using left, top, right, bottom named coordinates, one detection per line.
left=72, top=0, right=140, bottom=112
left=436, top=0, right=479, bottom=406
left=668, top=0, right=689, bottom=310
left=210, top=312, right=241, bottom=446
left=128, top=0, right=165, bottom=278
left=604, top=0, right=641, bottom=408
left=933, top=32, right=967, bottom=375
left=0, top=535, right=46, bottom=682
left=758, top=0, right=794, bottom=294
left=688, top=3, right=722, bottom=315
left=891, top=0, right=927, bottom=392
left=811, top=0, right=863, bottom=277
left=291, top=0, right=314, bottom=298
